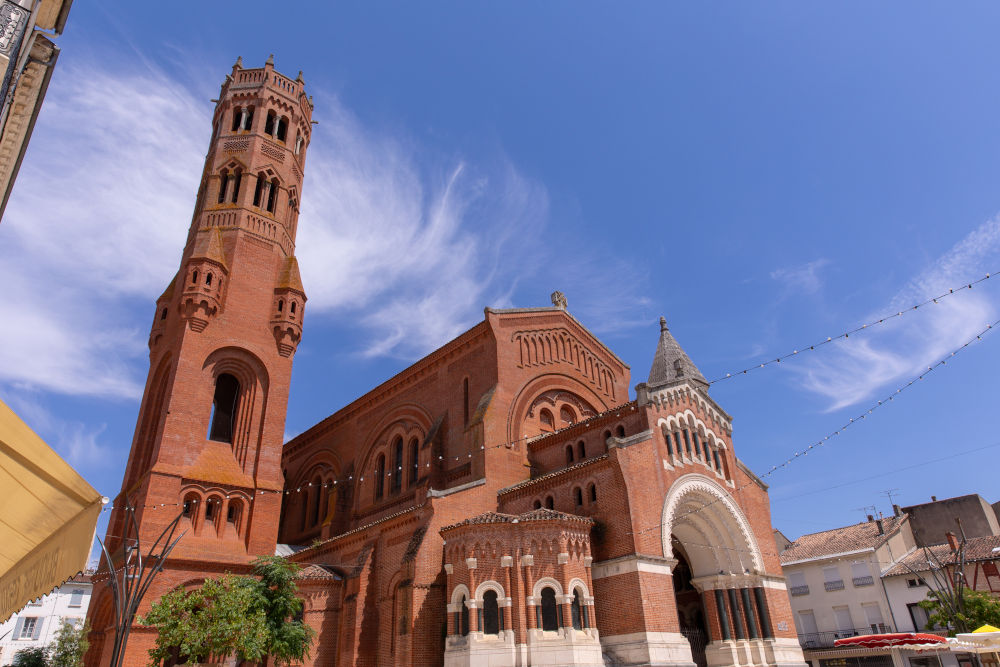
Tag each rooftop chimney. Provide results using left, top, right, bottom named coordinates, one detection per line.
left=945, top=531, right=958, bottom=552
left=876, top=518, right=885, bottom=535
left=931, top=495, right=937, bottom=502
left=867, top=514, right=874, bottom=522
left=893, top=504, right=902, bottom=517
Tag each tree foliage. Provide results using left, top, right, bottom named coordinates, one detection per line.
left=11, top=647, right=48, bottom=667
left=919, top=587, right=1000, bottom=635
left=140, top=556, right=314, bottom=666
left=49, top=619, right=90, bottom=667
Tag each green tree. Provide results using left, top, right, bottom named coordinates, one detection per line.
left=140, top=556, right=314, bottom=667
left=49, top=619, right=90, bottom=667
left=919, top=587, right=1000, bottom=635
left=140, top=575, right=269, bottom=665
left=11, top=646, right=48, bottom=667
left=247, top=555, right=316, bottom=667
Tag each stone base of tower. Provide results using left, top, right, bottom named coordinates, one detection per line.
left=705, top=638, right=809, bottom=667
left=599, top=631, right=698, bottom=667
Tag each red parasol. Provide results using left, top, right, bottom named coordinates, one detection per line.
left=834, top=633, right=948, bottom=650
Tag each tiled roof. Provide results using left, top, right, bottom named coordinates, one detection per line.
left=440, top=507, right=593, bottom=533
left=498, top=454, right=609, bottom=495
left=884, top=535, right=1000, bottom=577
left=780, top=516, right=907, bottom=563
left=297, top=564, right=342, bottom=580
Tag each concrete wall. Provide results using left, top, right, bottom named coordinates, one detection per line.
left=902, top=495, right=999, bottom=547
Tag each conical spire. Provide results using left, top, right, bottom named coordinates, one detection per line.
left=647, top=316, right=708, bottom=389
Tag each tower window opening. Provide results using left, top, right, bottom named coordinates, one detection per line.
left=290, top=301, right=296, bottom=314
left=253, top=172, right=265, bottom=207
left=182, top=498, right=194, bottom=517
left=391, top=437, right=403, bottom=493
left=231, top=168, right=242, bottom=202
left=545, top=495, right=554, bottom=510
left=577, top=440, right=585, bottom=459
left=294, top=133, right=303, bottom=154
left=227, top=501, right=240, bottom=524
left=208, top=373, right=240, bottom=444
left=277, top=299, right=284, bottom=313
left=231, top=107, right=241, bottom=132
left=408, top=437, right=418, bottom=486
left=192, top=270, right=199, bottom=284
left=533, top=499, right=541, bottom=509
left=574, top=487, right=583, bottom=507
left=540, top=587, right=558, bottom=631
left=616, top=425, right=626, bottom=438
left=218, top=169, right=229, bottom=203
left=267, top=177, right=279, bottom=213
left=565, top=445, right=574, bottom=465
left=375, top=454, right=385, bottom=500
left=277, top=116, right=288, bottom=142
left=205, top=499, right=216, bottom=521
left=482, top=590, right=500, bottom=635
left=160, top=307, right=168, bottom=321
left=264, top=111, right=276, bottom=136
left=243, top=106, right=254, bottom=130
left=589, top=483, right=597, bottom=502
left=206, top=272, right=213, bottom=286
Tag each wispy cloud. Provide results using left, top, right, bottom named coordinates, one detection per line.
left=794, top=218, right=1000, bottom=411
left=4, top=393, right=111, bottom=469
left=771, top=258, right=830, bottom=296
left=0, top=57, right=647, bottom=399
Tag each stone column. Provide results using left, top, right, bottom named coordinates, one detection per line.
left=522, top=554, right=536, bottom=630
left=714, top=589, right=732, bottom=640
left=727, top=589, right=746, bottom=640
left=741, top=588, right=760, bottom=639
left=753, top=588, right=774, bottom=639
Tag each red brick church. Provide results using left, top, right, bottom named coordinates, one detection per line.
left=85, top=58, right=808, bottom=667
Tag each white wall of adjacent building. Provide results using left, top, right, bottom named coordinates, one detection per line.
left=0, top=577, right=92, bottom=666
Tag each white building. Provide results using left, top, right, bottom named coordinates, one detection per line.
left=0, top=573, right=92, bottom=666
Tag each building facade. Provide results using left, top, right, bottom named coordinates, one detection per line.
left=0, top=574, right=91, bottom=666
left=85, top=59, right=808, bottom=667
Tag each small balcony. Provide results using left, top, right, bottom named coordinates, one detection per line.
left=852, top=575, right=875, bottom=587
left=798, top=626, right=890, bottom=650
left=789, top=585, right=810, bottom=596
left=824, top=579, right=845, bottom=591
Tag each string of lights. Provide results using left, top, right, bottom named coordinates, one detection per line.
left=707, top=269, right=996, bottom=384
left=624, top=316, right=1000, bottom=538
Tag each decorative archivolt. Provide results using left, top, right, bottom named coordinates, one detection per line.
left=474, top=580, right=506, bottom=600
left=647, top=385, right=731, bottom=433
left=450, top=584, right=471, bottom=607
left=531, top=577, right=563, bottom=598
left=661, top=474, right=763, bottom=577
left=512, top=328, right=615, bottom=396
left=567, top=577, right=590, bottom=597
left=527, top=390, right=597, bottom=421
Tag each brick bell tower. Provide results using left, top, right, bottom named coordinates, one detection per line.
left=86, top=56, right=312, bottom=666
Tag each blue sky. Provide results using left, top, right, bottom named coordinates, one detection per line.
left=1, top=2, right=999, bottom=551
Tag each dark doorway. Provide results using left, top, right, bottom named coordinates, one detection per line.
left=673, top=542, right=708, bottom=667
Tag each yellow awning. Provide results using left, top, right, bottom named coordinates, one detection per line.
left=0, top=397, right=104, bottom=621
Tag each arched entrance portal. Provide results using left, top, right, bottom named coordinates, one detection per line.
left=672, top=541, right=708, bottom=667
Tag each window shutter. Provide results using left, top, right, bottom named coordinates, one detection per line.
left=12, top=617, right=24, bottom=640
left=32, top=617, right=43, bottom=640
left=851, top=562, right=870, bottom=578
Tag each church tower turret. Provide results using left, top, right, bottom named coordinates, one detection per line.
left=87, top=57, right=313, bottom=665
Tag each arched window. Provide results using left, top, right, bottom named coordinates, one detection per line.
left=243, top=107, right=254, bottom=131
left=577, top=440, right=585, bottom=460
left=375, top=454, right=386, bottom=500
left=160, top=307, right=168, bottom=321
left=218, top=168, right=229, bottom=203
left=294, top=133, right=303, bottom=154
left=227, top=499, right=242, bottom=532
left=713, top=450, right=722, bottom=471
left=192, top=270, right=199, bottom=284
left=182, top=494, right=197, bottom=519
left=206, top=272, right=213, bottom=286
left=603, top=430, right=612, bottom=445
left=231, top=108, right=241, bottom=132
left=616, top=425, right=626, bottom=438
left=267, top=177, right=279, bottom=213
left=589, top=483, right=597, bottom=503
left=539, top=408, right=554, bottom=432
left=692, top=432, right=702, bottom=460
left=544, top=496, right=554, bottom=510
left=290, top=301, right=296, bottom=315
left=663, top=428, right=674, bottom=457
left=460, top=595, right=469, bottom=636
left=264, top=111, right=276, bottom=136
left=565, top=445, right=574, bottom=465
left=482, top=590, right=500, bottom=635
left=408, top=438, right=419, bottom=486
left=205, top=497, right=217, bottom=522
left=540, top=587, right=558, bottom=631
left=208, top=373, right=240, bottom=443
left=391, top=437, right=403, bottom=493
left=310, top=476, right=322, bottom=525
left=277, top=116, right=288, bottom=142
left=560, top=405, right=576, bottom=426
left=571, top=589, right=583, bottom=630
left=574, top=487, right=583, bottom=507
left=230, top=168, right=242, bottom=202
left=277, top=299, right=284, bottom=313
left=463, top=378, right=470, bottom=425
left=533, top=499, right=541, bottom=509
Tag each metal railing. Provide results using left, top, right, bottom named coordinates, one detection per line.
left=824, top=580, right=846, bottom=591
left=852, top=575, right=875, bottom=587
left=790, top=585, right=810, bottom=596
left=797, top=626, right=889, bottom=650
